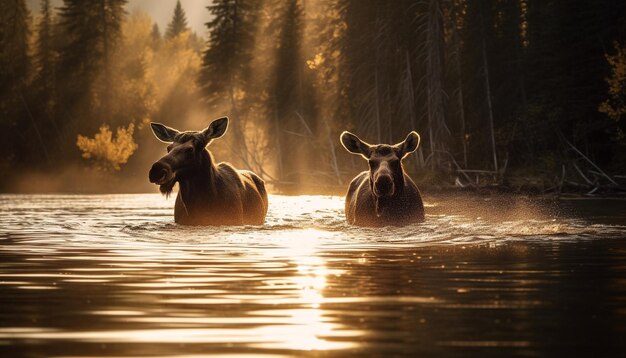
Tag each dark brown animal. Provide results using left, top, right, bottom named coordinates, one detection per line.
left=340, top=131, right=425, bottom=227
left=149, top=117, right=268, bottom=225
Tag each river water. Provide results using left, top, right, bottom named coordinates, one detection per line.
left=1, top=193, right=625, bottom=357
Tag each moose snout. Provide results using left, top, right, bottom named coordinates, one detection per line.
left=149, top=162, right=172, bottom=184
left=374, top=175, right=394, bottom=197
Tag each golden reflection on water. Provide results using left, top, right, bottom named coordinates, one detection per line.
left=1, top=228, right=357, bottom=351
left=255, top=229, right=355, bottom=351
left=243, top=228, right=357, bottom=350
left=0, top=194, right=625, bottom=356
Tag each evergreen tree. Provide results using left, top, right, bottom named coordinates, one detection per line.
left=33, top=0, right=63, bottom=160
left=57, top=0, right=127, bottom=148
left=444, top=0, right=469, bottom=167
left=165, top=0, right=189, bottom=39
left=457, top=0, right=498, bottom=170
left=490, top=0, right=532, bottom=167
left=151, top=23, right=161, bottom=47
left=0, top=0, right=624, bottom=189
left=199, top=0, right=260, bottom=171
left=0, top=0, right=30, bottom=101
left=35, top=0, right=55, bottom=100
left=423, top=0, right=448, bottom=170
left=268, top=0, right=318, bottom=183
left=151, top=23, right=161, bottom=40
left=336, top=0, right=423, bottom=156
left=525, top=0, right=625, bottom=168
left=0, top=0, right=35, bottom=166
left=200, top=0, right=258, bottom=106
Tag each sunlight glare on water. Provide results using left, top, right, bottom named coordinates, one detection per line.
left=0, top=193, right=625, bottom=357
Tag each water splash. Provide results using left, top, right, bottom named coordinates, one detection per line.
left=0, top=194, right=625, bottom=356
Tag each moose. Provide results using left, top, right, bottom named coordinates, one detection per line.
left=340, top=131, right=425, bottom=227
left=148, top=117, right=268, bottom=225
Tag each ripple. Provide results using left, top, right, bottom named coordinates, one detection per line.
left=0, top=194, right=625, bottom=357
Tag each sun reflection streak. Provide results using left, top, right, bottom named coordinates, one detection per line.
left=254, top=229, right=354, bottom=351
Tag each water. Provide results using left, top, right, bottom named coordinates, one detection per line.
left=1, top=193, right=625, bottom=357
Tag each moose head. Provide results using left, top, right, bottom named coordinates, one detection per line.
left=340, top=131, right=420, bottom=200
left=148, top=117, right=229, bottom=195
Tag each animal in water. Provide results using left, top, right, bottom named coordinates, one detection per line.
left=148, top=117, right=268, bottom=225
left=340, top=131, right=425, bottom=227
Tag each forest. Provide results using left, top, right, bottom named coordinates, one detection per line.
left=1, top=0, right=625, bottom=194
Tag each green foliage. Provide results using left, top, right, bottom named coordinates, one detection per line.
left=524, top=0, right=623, bottom=163
left=165, top=0, right=188, bottom=39
left=0, top=0, right=30, bottom=97
left=2, top=0, right=626, bottom=191
left=34, top=0, right=56, bottom=106
left=199, top=0, right=265, bottom=177
left=337, top=0, right=414, bottom=143
left=57, top=0, right=128, bottom=140
left=0, top=0, right=32, bottom=166
left=200, top=0, right=259, bottom=106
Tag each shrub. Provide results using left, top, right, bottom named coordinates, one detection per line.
left=76, top=124, right=138, bottom=171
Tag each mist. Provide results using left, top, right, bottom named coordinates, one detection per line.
left=2, top=0, right=625, bottom=194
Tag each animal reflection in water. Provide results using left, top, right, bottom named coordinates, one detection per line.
left=340, top=131, right=425, bottom=227
left=148, top=117, right=268, bottom=225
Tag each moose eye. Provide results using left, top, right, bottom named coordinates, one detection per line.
left=166, top=145, right=173, bottom=153
left=368, top=160, right=378, bottom=169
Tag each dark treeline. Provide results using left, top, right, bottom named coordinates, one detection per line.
left=0, top=0, right=625, bottom=193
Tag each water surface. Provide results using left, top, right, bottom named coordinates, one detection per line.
left=1, top=194, right=625, bottom=357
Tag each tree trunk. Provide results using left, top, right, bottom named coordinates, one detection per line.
left=481, top=24, right=498, bottom=172
left=450, top=2, right=468, bottom=168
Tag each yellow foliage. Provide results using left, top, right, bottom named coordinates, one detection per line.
left=599, top=42, right=626, bottom=124
left=306, top=53, right=325, bottom=70
left=151, top=31, right=202, bottom=96
left=76, top=124, right=138, bottom=171
left=111, top=12, right=158, bottom=124
left=121, top=11, right=154, bottom=50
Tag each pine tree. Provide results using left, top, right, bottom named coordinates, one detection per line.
left=444, top=0, right=469, bottom=167
left=200, top=0, right=258, bottom=105
left=0, top=0, right=31, bottom=111
left=57, top=0, right=127, bottom=152
left=151, top=23, right=161, bottom=47
left=337, top=0, right=423, bottom=147
left=35, top=0, right=55, bottom=95
left=165, top=0, right=189, bottom=39
left=268, top=0, right=319, bottom=183
left=490, top=0, right=532, bottom=167
left=199, top=0, right=261, bottom=172
left=423, top=0, right=448, bottom=170
left=33, top=0, right=63, bottom=159
left=457, top=0, right=497, bottom=170
left=0, top=0, right=30, bottom=98
left=525, top=0, right=625, bottom=169
left=0, top=0, right=35, bottom=165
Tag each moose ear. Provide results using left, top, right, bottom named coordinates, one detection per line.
left=395, top=131, right=421, bottom=158
left=202, top=116, right=229, bottom=142
left=150, top=122, right=180, bottom=143
left=340, top=131, right=372, bottom=158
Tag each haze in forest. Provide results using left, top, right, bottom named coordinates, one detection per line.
left=25, top=0, right=211, bottom=35
left=1, top=0, right=625, bottom=194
